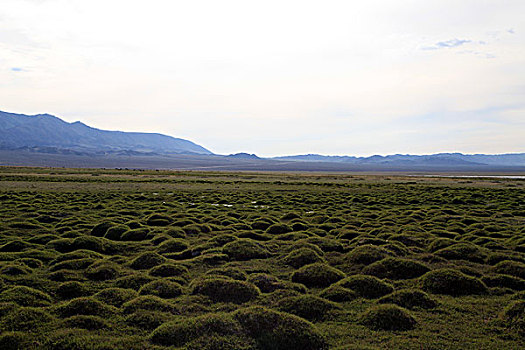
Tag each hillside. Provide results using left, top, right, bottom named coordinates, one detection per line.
left=0, top=111, right=212, bottom=155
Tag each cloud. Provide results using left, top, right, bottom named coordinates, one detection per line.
left=436, top=38, right=471, bottom=48
left=423, top=38, right=471, bottom=50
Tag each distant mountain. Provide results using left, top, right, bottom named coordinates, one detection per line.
left=1, top=110, right=524, bottom=171
left=0, top=111, right=212, bottom=155
left=273, top=153, right=525, bottom=167
left=226, top=153, right=260, bottom=159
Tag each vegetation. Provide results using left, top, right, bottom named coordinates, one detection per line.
left=0, top=167, right=524, bottom=348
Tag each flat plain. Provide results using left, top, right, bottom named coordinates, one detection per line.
left=0, top=167, right=524, bottom=349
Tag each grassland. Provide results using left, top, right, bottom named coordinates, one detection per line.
left=0, top=167, right=524, bottom=349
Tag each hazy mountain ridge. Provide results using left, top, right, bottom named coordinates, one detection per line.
left=1, top=110, right=524, bottom=170
left=272, top=153, right=525, bottom=166
left=0, top=111, right=212, bottom=155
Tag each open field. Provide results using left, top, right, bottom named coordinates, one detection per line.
left=0, top=167, right=524, bottom=349
left=2, top=150, right=525, bottom=173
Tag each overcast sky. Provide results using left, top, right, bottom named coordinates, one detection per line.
left=1, top=0, right=524, bottom=156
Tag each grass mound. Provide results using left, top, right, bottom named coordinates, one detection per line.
left=0, top=332, right=31, bottom=350
left=61, top=315, right=109, bottom=330
left=247, top=273, right=281, bottom=293
left=481, top=274, right=525, bottom=291
left=164, top=227, right=186, bottom=238
left=103, top=225, right=129, bottom=240
left=378, top=289, right=438, bottom=310
left=185, top=334, right=257, bottom=350
left=139, top=279, right=183, bottom=298
left=421, top=268, right=488, bottom=296
left=501, top=300, right=525, bottom=335
left=125, top=310, right=170, bottom=330
left=1, top=306, right=55, bottom=331
left=282, top=248, right=325, bottom=269
left=502, top=300, right=525, bottom=322
left=0, top=264, right=32, bottom=276
left=120, top=228, right=153, bottom=241
left=150, top=312, right=243, bottom=346
left=359, top=304, right=416, bottom=331
left=157, top=238, right=189, bottom=254
left=362, top=258, right=430, bottom=280
left=191, top=277, right=260, bottom=303
left=146, top=214, right=172, bottom=226
left=48, top=269, right=83, bottom=282
left=291, top=263, right=346, bottom=288
left=222, top=239, right=269, bottom=260
left=90, top=222, right=114, bottom=237
left=493, top=260, right=525, bottom=279
left=0, top=240, right=35, bottom=252
left=266, top=223, right=293, bottom=235
left=50, top=250, right=104, bottom=264
left=435, top=243, right=486, bottom=263
left=346, top=245, right=392, bottom=265
left=337, top=275, right=394, bottom=299
left=319, top=285, right=358, bottom=302
left=207, top=267, right=248, bottom=281
left=56, top=281, right=90, bottom=299
left=129, top=252, right=166, bottom=270
left=55, top=297, right=115, bottom=317
left=303, top=237, right=344, bottom=253
left=69, top=236, right=108, bottom=253
left=233, top=306, right=328, bottom=350
left=122, top=295, right=177, bottom=314
left=277, top=295, right=340, bottom=321
left=93, top=288, right=138, bottom=307
left=85, top=261, right=120, bottom=281
left=42, top=328, right=149, bottom=350
left=0, top=286, right=53, bottom=307
left=149, top=263, right=189, bottom=278
left=15, top=258, right=42, bottom=269
left=49, top=257, right=95, bottom=271
left=114, top=273, right=154, bottom=290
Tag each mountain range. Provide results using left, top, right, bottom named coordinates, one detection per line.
left=272, top=153, right=525, bottom=166
left=0, top=110, right=524, bottom=172
left=0, top=110, right=211, bottom=155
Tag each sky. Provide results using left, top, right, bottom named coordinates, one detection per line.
left=1, top=0, right=524, bottom=157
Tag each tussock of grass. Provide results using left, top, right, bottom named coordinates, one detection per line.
left=359, top=304, right=417, bottom=331
left=291, top=263, right=346, bottom=288
left=207, top=266, right=247, bottom=281
left=55, top=297, right=116, bottom=317
left=362, top=257, right=430, bottom=280
left=122, top=295, right=178, bottom=314
left=0, top=286, right=53, bottom=307
left=377, top=289, right=438, bottom=310
left=94, top=288, right=138, bottom=307
left=337, top=275, right=394, bottom=299
left=319, top=285, right=358, bottom=302
left=222, top=239, right=269, bottom=261
left=346, top=245, right=392, bottom=265
left=282, top=248, right=326, bottom=268
left=420, top=268, right=488, bottom=296
left=191, top=277, right=260, bottom=303
left=139, top=279, right=182, bottom=298
left=277, top=295, right=341, bottom=321
left=150, top=312, right=242, bottom=346
left=233, top=306, right=328, bottom=350
left=129, top=252, right=166, bottom=270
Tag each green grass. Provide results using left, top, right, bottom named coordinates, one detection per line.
left=0, top=167, right=524, bottom=348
